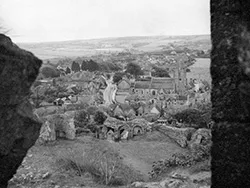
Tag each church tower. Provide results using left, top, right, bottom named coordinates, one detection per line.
left=173, top=55, right=187, bottom=94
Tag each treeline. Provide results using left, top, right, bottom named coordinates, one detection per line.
left=71, top=59, right=122, bottom=73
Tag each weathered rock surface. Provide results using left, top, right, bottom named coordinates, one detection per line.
left=132, top=173, right=197, bottom=188
left=211, top=1, right=250, bottom=187
left=0, top=34, right=42, bottom=187
left=157, top=125, right=196, bottom=148
left=189, top=128, right=211, bottom=156
left=37, top=114, right=76, bottom=144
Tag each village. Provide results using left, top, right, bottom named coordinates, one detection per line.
left=31, top=51, right=211, bottom=143
left=13, top=49, right=212, bottom=188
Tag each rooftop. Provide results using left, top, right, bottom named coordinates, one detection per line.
left=134, top=77, right=175, bottom=90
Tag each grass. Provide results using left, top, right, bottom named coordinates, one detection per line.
left=56, top=141, right=143, bottom=186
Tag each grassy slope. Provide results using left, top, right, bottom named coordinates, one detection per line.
left=7, top=134, right=186, bottom=188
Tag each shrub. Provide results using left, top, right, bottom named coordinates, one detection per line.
left=41, top=66, right=60, bottom=78
left=74, top=110, right=90, bottom=128
left=173, top=109, right=207, bottom=128
left=57, top=142, right=143, bottom=185
left=94, top=111, right=107, bottom=125
left=150, top=151, right=210, bottom=179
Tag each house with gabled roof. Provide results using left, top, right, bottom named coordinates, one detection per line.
left=133, top=81, right=151, bottom=96
left=113, top=103, right=136, bottom=121
left=117, top=79, right=130, bottom=91
left=150, top=77, right=175, bottom=95
left=131, top=77, right=175, bottom=97
left=149, top=104, right=161, bottom=115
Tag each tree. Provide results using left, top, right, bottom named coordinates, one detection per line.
left=81, top=59, right=99, bottom=72
left=71, top=61, right=80, bottom=72
left=113, top=72, right=125, bottom=84
left=151, top=66, right=170, bottom=77
left=94, top=111, right=107, bottom=125
left=75, top=62, right=81, bottom=72
left=65, top=67, right=71, bottom=74
left=125, top=63, right=143, bottom=78
left=81, top=60, right=87, bottom=71
left=173, top=108, right=208, bottom=128
left=88, top=59, right=99, bottom=72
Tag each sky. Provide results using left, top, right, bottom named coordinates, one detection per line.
left=0, top=0, right=210, bottom=43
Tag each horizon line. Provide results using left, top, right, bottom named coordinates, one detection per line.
left=16, top=33, right=211, bottom=44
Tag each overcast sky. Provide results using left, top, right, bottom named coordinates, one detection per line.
left=0, top=0, right=210, bottom=43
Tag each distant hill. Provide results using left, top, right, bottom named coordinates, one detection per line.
left=17, top=35, right=211, bottom=60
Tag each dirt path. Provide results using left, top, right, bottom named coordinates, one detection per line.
left=110, top=142, right=152, bottom=181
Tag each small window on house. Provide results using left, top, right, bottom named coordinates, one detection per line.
left=152, top=90, right=156, bottom=95
left=141, top=90, right=144, bottom=95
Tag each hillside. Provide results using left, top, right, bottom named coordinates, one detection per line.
left=17, top=35, right=211, bottom=60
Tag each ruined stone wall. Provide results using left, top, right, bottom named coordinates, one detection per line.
left=210, top=1, right=250, bottom=187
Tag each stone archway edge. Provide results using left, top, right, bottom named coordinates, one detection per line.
left=210, top=1, right=250, bottom=187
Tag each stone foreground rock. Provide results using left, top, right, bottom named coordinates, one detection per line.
left=132, top=173, right=197, bottom=188
left=0, top=34, right=42, bottom=187
left=210, top=1, right=250, bottom=187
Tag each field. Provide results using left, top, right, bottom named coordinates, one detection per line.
left=187, top=58, right=211, bottom=82
left=8, top=134, right=210, bottom=188
left=17, top=35, right=211, bottom=60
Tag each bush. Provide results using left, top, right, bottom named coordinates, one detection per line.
left=41, top=66, right=60, bottom=78
left=94, top=111, right=107, bottom=125
left=173, top=109, right=207, bottom=128
left=57, top=142, right=143, bottom=185
left=74, top=110, right=90, bottom=128
left=150, top=151, right=210, bottom=179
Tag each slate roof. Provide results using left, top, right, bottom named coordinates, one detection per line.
left=134, top=81, right=151, bottom=89
left=134, top=77, right=175, bottom=90
left=177, top=95, right=188, bottom=100
left=117, top=103, right=134, bottom=112
left=150, top=78, right=175, bottom=90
